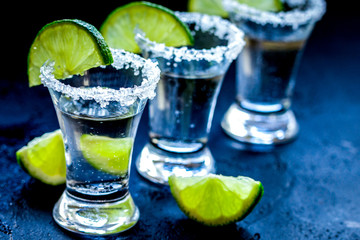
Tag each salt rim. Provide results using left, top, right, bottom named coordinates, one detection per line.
left=223, top=0, right=326, bottom=29
left=40, top=48, right=160, bottom=108
left=135, top=12, right=245, bottom=63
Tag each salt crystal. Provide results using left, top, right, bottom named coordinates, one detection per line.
left=40, top=49, right=160, bottom=108
left=223, top=0, right=326, bottom=29
left=134, top=12, right=245, bottom=65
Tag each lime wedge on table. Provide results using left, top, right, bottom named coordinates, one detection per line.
left=188, top=0, right=283, bottom=17
left=80, top=134, right=133, bottom=176
left=100, top=1, right=194, bottom=53
left=16, top=130, right=66, bottom=186
left=28, top=19, right=113, bottom=87
left=169, top=174, right=264, bottom=226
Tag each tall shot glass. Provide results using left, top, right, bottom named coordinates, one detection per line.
left=222, top=0, right=326, bottom=145
left=40, top=49, right=160, bottom=235
left=135, top=12, right=245, bottom=184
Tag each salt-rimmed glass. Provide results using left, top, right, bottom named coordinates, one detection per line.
left=135, top=12, right=245, bottom=184
left=222, top=0, right=326, bottom=146
left=42, top=49, right=160, bottom=235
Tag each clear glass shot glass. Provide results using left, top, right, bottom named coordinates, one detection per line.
left=40, top=49, right=160, bottom=235
left=222, top=0, right=326, bottom=145
left=135, top=12, right=245, bottom=184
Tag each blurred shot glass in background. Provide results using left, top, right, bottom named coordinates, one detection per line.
left=222, top=0, right=326, bottom=146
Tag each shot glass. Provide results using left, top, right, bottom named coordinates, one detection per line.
left=222, top=0, right=326, bottom=145
left=40, top=49, right=160, bottom=235
left=135, top=12, right=245, bottom=184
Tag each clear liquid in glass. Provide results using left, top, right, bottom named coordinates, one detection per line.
left=55, top=96, right=142, bottom=202
left=149, top=72, right=223, bottom=153
left=237, top=37, right=305, bottom=113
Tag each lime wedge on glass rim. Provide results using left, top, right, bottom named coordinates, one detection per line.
left=168, top=174, right=264, bottom=226
left=100, top=1, right=194, bottom=53
left=79, top=134, right=133, bottom=176
left=28, top=19, right=113, bottom=87
left=188, top=0, right=229, bottom=17
left=16, top=130, right=66, bottom=186
left=188, top=0, right=283, bottom=17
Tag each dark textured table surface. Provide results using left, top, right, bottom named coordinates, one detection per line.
left=1, top=1, right=360, bottom=239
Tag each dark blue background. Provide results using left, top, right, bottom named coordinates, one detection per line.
left=1, top=1, right=360, bottom=239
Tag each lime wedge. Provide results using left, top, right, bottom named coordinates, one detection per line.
left=188, top=0, right=283, bottom=17
left=28, top=19, right=113, bottom=87
left=188, top=0, right=229, bottom=17
left=240, top=0, right=283, bottom=12
left=168, top=174, right=264, bottom=226
left=80, top=134, right=133, bottom=175
left=16, top=130, right=66, bottom=186
left=100, top=1, right=194, bottom=53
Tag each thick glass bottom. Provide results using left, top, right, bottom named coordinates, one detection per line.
left=135, top=143, right=215, bottom=185
left=150, top=136, right=206, bottom=153
left=221, top=103, right=299, bottom=145
left=52, top=191, right=139, bottom=236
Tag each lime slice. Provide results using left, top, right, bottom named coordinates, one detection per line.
left=80, top=134, right=133, bottom=175
left=16, top=130, right=66, bottom=186
left=100, top=1, right=194, bottom=53
left=188, top=0, right=229, bottom=18
left=188, top=0, right=283, bottom=17
left=240, top=0, right=283, bottom=12
left=28, top=19, right=113, bottom=87
left=168, top=174, right=264, bottom=226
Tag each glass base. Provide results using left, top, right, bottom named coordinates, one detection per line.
left=221, top=103, right=299, bottom=145
left=135, top=143, right=215, bottom=185
left=52, top=191, right=139, bottom=236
